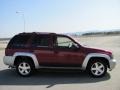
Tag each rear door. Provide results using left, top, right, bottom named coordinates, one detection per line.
left=31, top=34, right=56, bottom=66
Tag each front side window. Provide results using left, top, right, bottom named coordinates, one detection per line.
left=56, top=36, right=74, bottom=48
left=32, top=35, right=49, bottom=47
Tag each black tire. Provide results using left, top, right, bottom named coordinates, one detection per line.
left=16, top=60, right=34, bottom=77
left=87, top=60, right=107, bottom=78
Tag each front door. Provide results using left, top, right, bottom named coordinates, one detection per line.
left=54, top=35, right=84, bottom=67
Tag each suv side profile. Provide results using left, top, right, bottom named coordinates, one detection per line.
left=3, top=32, right=116, bottom=77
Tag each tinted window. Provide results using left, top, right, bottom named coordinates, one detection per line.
left=32, top=35, right=49, bottom=47
left=8, top=34, right=31, bottom=48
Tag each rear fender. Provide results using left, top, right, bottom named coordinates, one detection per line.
left=14, top=52, right=39, bottom=69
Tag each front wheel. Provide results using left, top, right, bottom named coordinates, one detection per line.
left=87, top=60, right=107, bottom=78
left=16, top=61, right=34, bottom=77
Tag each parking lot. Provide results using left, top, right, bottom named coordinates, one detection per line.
left=0, top=35, right=120, bottom=90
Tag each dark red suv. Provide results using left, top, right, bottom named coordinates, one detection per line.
left=3, top=32, right=116, bottom=77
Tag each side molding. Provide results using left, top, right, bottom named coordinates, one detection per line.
left=82, top=53, right=111, bottom=70
left=13, top=52, right=39, bottom=69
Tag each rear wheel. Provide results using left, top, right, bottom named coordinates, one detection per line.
left=16, top=60, right=34, bottom=77
left=87, top=60, right=107, bottom=78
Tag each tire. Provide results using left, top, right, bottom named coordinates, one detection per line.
left=87, top=60, right=107, bottom=78
left=16, top=60, right=34, bottom=77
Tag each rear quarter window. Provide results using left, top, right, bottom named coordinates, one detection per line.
left=7, top=34, right=31, bottom=48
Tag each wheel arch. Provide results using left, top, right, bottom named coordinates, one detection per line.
left=82, top=53, right=110, bottom=70
left=13, top=52, right=39, bottom=69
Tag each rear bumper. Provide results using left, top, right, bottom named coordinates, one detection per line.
left=109, top=59, right=116, bottom=71
left=3, top=56, right=15, bottom=66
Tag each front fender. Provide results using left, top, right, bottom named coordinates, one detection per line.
left=82, top=53, right=110, bottom=70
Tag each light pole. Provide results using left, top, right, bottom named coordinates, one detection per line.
left=16, top=11, right=26, bottom=32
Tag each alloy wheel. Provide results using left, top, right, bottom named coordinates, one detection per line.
left=18, top=62, right=31, bottom=76
left=91, top=62, right=105, bottom=76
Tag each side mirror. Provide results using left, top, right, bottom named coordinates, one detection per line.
left=74, top=43, right=79, bottom=48
left=71, top=43, right=80, bottom=50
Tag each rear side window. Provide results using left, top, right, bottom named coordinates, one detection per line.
left=31, top=35, right=49, bottom=47
left=7, top=34, right=31, bottom=48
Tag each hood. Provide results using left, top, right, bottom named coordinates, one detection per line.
left=82, top=46, right=112, bottom=56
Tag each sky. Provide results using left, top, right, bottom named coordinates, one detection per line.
left=0, top=0, right=120, bottom=38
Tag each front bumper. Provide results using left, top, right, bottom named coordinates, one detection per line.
left=3, top=56, right=15, bottom=66
left=109, top=59, right=116, bottom=71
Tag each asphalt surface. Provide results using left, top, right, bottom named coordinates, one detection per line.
left=0, top=35, right=120, bottom=90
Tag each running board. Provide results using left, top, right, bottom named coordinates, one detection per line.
left=38, top=66, right=83, bottom=70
